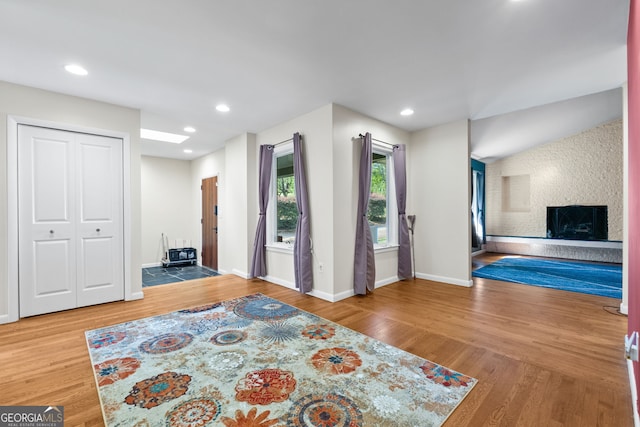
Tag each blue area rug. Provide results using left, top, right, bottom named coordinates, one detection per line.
left=473, top=257, right=622, bottom=299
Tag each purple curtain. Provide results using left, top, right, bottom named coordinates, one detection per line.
left=393, top=144, right=411, bottom=279
left=293, top=133, right=313, bottom=293
left=249, top=144, right=274, bottom=278
left=354, top=133, right=375, bottom=294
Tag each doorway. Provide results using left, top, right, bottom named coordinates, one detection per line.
left=471, top=159, right=486, bottom=252
left=7, top=116, right=133, bottom=323
left=17, top=124, right=124, bottom=317
left=201, top=176, right=218, bottom=270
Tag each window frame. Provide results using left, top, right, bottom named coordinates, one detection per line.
left=370, top=142, right=398, bottom=250
left=266, top=142, right=296, bottom=251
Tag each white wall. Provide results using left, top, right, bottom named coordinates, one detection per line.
left=254, top=103, right=413, bottom=300
left=191, top=147, right=225, bottom=270
left=256, top=105, right=334, bottom=298
left=410, top=119, right=472, bottom=287
left=331, top=104, right=411, bottom=297
left=485, top=119, right=624, bottom=239
left=223, top=133, right=256, bottom=277
left=250, top=104, right=474, bottom=299
left=0, top=81, right=142, bottom=322
left=140, top=103, right=472, bottom=302
left=141, top=156, right=194, bottom=266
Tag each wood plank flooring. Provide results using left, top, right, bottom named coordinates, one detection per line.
left=0, top=253, right=632, bottom=426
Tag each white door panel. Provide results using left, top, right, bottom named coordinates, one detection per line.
left=76, top=134, right=123, bottom=307
left=22, top=239, right=76, bottom=315
left=32, top=137, right=72, bottom=223
left=78, top=140, right=117, bottom=221
left=19, top=126, right=77, bottom=317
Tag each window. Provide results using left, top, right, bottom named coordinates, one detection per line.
left=369, top=147, right=397, bottom=248
left=268, top=146, right=296, bottom=247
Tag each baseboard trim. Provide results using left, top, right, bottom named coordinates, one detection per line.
left=261, top=275, right=295, bottom=290
left=142, top=262, right=162, bottom=268
left=260, top=275, right=329, bottom=302
left=627, top=358, right=640, bottom=426
left=127, top=291, right=144, bottom=301
left=621, top=303, right=629, bottom=316
left=328, top=289, right=355, bottom=302
left=260, top=276, right=353, bottom=303
left=308, top=289, right=342, bottom=302
left=472, top=249, right=486, bottom=257
left=232, top=269, right=250, bottom=279
left=375, top=276, right=400, bottom=289
left=258, top=275, right=402, bottom=302
left=0, top=314, right=11, bottom=325
left=416, top=272, right=473, bottom=287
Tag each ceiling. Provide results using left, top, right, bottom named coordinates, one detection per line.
left=0, top=0, right=629, bottom=161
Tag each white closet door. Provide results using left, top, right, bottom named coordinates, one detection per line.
left=18, top=125, right=124, bottom=316
left=76, top=133, right=124, bottom=307
left=18, top=126, right=77, bottom=316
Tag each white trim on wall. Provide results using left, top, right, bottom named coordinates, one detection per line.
left=628, top=358, right=640, bottom=427
left=621, top=303, right=629, bottom=316
left=5, top=115, right=135, bottom=323
left=375, top=276, right=400, bottom=288
left=415, top=272, right=474, bottom=287
left=231, top=269, right=250, bottom=279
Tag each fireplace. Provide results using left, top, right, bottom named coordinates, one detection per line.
left=546, top=205, right=608, bottom=241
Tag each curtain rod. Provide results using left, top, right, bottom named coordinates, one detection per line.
left=358, top=133, right=395, bottom=148
left=272, top=137, right=294, bottom=147
left=272, top=132, right=302, bottom=147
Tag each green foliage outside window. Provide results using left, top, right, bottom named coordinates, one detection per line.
left=369, top=154, right=387, bottom=226
left=276, top=154, right=297, bottom=241
left=277, top=195, right=298, bottom=232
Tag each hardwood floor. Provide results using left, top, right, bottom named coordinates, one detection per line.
left=0, top=253, right=632, bottom=426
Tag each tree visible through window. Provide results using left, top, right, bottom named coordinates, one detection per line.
left=369, top=152, right=387, bottom=245
left=276, top=152, right=296, bottom=244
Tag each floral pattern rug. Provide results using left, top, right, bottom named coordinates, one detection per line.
left=85, top=293, right=476, bottom=426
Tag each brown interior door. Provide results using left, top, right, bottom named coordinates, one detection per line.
left=202, top=176, right=218, bottom=270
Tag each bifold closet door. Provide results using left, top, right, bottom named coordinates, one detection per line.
left=18, top=125, right=124, bottom=317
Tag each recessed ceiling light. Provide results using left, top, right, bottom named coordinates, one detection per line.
left=184, top=126, right=196, bottom=133
left=216, top=104, right=230, bottom=113
left=64, top=64, right=88, bottom=76
left=183, top=149, right=193, bottom=153
left=400, top=108, right=414, bottom=116
left=140, top=128, right=189, bottom=144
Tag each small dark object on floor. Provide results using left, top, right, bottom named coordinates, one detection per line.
left=142, top=265, right=219, bottom=287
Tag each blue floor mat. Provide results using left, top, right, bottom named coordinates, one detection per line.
left=472, top=257, right=622, bottom=299
left=142, top=265, right=220, bottom=287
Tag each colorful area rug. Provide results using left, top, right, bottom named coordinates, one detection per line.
left=85, top=293, right=476, bottom=426
left=473, top=256, right=622, bottom=299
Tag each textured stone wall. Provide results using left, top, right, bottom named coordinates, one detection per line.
left=485, top=119, right=623, bottom=240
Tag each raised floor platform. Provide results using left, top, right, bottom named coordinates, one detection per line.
left=484, top=235, right=622, bottom=264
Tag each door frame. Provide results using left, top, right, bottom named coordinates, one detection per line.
left=201, top=175, right=219, bottom=271
left=6, top=115, right=133, bottom=323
